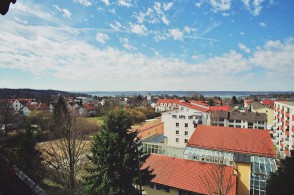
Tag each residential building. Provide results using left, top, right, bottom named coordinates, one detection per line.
left=143, top=154, right=236, bottom=195
left=161, top=101, right=209, bottom=147
left=155, top=99, right=183, bottom=113
left=272, top=101, right=294, bottom=157
left=79, top=103, right=95, bottom=116
left=251, top=102, right=274, bottom=129
left=185, top=125, right=276, bottom=195
left=210, top=110, right=267, bottom=129
left=244, top=99, right=253, bottom=109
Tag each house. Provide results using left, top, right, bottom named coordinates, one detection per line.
left=244, top=99, right=253, bottom=109
left=161, top=101, right=209, bottom=147
left=79, top=103, right=95, bottom=117
left=210, top=110, right=267, bottom=129
left=185, top=125, right=276, bottom=195
left=8, top=99, right=22, bottom=112
left=251, top=102, right=274, bottom=129
left=272, top=101, right=294, bottom=157
left=142, top=154, right=236, bottom=195
left=260, top=99, right=275, bottom=109
left=155, top=99, right=183, bottom=113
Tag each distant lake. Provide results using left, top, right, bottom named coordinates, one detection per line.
left=83, top=91, right=294, bottom=98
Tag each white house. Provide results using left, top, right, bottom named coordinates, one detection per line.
left=161, top=101, right=209, bottom=147
left=155, top=99, right=183, bottom=113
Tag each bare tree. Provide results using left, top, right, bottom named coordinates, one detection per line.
left=40, top=97, right=97, bottom=193
left=204, top=155, right=235, bottom=195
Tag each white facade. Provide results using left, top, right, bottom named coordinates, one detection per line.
left=162, top=104, right=209, bottom=147
left=11, top=100, right=23, bottom=112
left=20, top=106, right=31, bottom=116
left=272, top=101, right=294, bottom=157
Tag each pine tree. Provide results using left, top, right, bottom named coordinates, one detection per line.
left=15, top=123, right=45, bottom=185
left=266, top=150, right=294, bottom=195
left=83, top=109, right=154, bottom=195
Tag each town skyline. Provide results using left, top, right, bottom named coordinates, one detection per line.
left=0, top=0, right=293, bottom=91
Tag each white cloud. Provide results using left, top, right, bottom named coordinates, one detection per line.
left=101, top=0, right=110, bottom=6
left=169, top=28, right=184, bottom=40
left=161, top=15, right=170, bottom=25
left=74, top=0, right=92, bottom=7
left=130, top=23, right=148, bottom=35
left=110, top=21, right=122, bottom=31
left=238, top=43, right=251, bottom=53
left=163, top=2, right=173, bottom=11
left=209, top=0, right=232, bottom=12
left=195, top=1, right=203, bottom=8
left=184, top=26, right=196, bottom=33
left=240, top=31, right=245, bottom=35
left=109, top=8, right=116, bottom=14
left=1, top=15, right=293, bottom=90
left=119, top=38, right=136, bottom=50
left=259, top=22, right=267, bottom=28
left=118, top=0, right=132, bottom=7
left=52, top=5, right=72, bottom=18
left=96, top=32, right=109, bottom=44
left=241, top=0, right=265, bottom=16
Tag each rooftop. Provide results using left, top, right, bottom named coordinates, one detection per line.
left=275, top=101, right=294, bottom=107
left=187, top=125, right=275, bottom=158
left=156, top=99, right=182, bottom=104
left=178, top=102, right=209, bottom=112
left=210, top=110, right=267, bottom=122
left=143, top=154, right=236, bottom=195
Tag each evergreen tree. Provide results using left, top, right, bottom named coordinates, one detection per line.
left=83, top=109, right=154, bottom=195
left=15, top=123, right=45, bottom=185
left=266, top=150, right=294, bottom=195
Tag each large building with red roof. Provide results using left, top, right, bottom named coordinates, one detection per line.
left=143, top=154, right=236, bottom=195
left=185, top=125, right=276, bottom=195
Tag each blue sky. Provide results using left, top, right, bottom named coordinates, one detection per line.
left=0, top=0, right=293, bottom=91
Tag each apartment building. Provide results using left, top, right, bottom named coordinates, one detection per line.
left=251, top=102, right=274, bottom=129
left=161, top=101, right=209, bottom=147
left=210, top=110, right=267, bottom=129
left=185, top=125, right=276, bottom=195
left=154, top=99, right=183, bottom=113
left=272, top=101, right=294, bottom=157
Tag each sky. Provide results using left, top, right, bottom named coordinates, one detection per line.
left=0, top=0, right=293, bottom=91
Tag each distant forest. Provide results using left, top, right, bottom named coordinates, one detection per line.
left=0, top=88, right=89, bottom=104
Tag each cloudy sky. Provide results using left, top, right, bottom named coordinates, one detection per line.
left=0, top=0, right=293, bottom=91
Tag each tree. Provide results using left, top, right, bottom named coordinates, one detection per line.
left=83, top=109, right=154, bottom=195
left=266, top=150, right=294, bottom=195
left=0, top=99, right=15, bottom=137
left=208, top=99, right=215, bottom=106
left=15, top=123, right=45, bottom=185
left=42, top=96, right=93, bottom=193
left=204, top=156, right=235, bottom=195
left=231, top=96, right=238, bottom=105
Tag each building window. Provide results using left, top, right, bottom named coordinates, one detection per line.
left=185, top=123, right=188, bottom=127
left=172, top=115, right=177, bottom=119
left=258, top=127, right=264, bottom=130
left=229, top=120, right=234, bottom=123
left=236, top=125, right=241, bottom=128
left=176, top=123, right=179, bottom=127
left=179, top=115, right=186, bottom=119
left=181, top=107, right=184, bottom=110
left=188, top=116, right=193, bottom=120
left=229, top=125, right=234, bottom=127
left=176, top=130, right=179, bottom=135
left=219, top=123, right=224, bottom=126
left=236, top=120, right=241, bottom=123
left=184, top=139, right=188, bottom=143
left=185, top=131, right=188, bottom=136
left=219, top=118, right=224, bottom=122
left=163, top=186, right=170, bottom=192
left=258, top=121, right=264, bottom=125
left=176, top=138, right=179, bottom=143
left=156, top=184, right=162, bottom=190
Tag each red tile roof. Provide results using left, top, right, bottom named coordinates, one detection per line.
left=209, top=106, right=232, bottom=111
left=260, top=100, right=275, bottom=108
left=143, top=154, right=236, bottom=195
left=189, top=100, right=209, bottom=107
left=83, top=103, right=94, bottom=110
left=156, top=99, right=182, bottom=105
left=178, top=102, right=209, bottom=112
left=187, top=125, right=275, bottom=158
